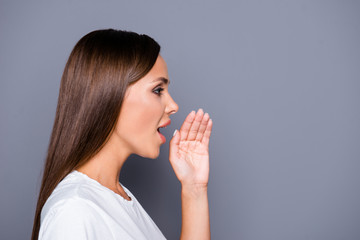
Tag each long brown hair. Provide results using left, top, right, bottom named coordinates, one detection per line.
left=31, top=29, right=160, bottom=239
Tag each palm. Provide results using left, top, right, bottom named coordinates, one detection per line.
left=169, top=109, right=213, bottom=187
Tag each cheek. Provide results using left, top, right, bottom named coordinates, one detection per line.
left=117, top=95, right=163, bottom=142
left=131, top=100, right=161, bottom=133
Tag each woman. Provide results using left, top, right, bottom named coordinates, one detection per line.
left=32, top=29, right=213, bottom=240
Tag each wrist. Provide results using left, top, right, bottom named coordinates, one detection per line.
left=181, top=184, right=208, bottom=198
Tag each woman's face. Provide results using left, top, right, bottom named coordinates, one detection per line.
left=113, top=55, right=179, bottom=159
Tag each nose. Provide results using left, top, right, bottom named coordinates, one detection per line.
left=166, top=94, right=179, bottom=115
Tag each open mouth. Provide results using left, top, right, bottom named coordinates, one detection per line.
left=157, top=127, right=166, bottom=143
left=157, top=120, right=171, bottom=143
left=157, top=126, right=165, bottom=133
left=157, top=119, right=171, bottom=132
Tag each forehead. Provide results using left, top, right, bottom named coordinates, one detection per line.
left=125, top=56, right=170, bottom=95
left=135, top=55, right=169, bottom=86
left=151, top=55, right=168, bottom=75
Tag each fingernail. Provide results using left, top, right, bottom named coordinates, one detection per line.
left=173, top=129, right=178, bottom=136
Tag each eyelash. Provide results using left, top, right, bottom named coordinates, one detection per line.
left=153, top=87, right=164, bottom=96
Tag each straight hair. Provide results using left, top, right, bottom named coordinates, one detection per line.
left=31, top=29, right=160, bottom=240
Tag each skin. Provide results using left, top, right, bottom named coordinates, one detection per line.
left=77, top=55, right=213, bottom=239
left=170, top=109, right=213, bottom=240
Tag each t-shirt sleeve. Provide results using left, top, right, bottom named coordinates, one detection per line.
left=39, top=197, right=113, bottom=240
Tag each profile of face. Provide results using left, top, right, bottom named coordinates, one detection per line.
left=113, top=55, right=179, bottom=159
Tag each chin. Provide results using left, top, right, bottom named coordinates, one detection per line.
left=137, top=147, right=160, bottom=159
left=148, top=150, right=160, bottom=159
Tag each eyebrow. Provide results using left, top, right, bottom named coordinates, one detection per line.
left=152, top=77, right=170, bottom=85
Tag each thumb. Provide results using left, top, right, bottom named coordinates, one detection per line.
left=169, top=129, right=180, bottom=156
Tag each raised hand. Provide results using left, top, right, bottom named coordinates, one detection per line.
left=169, top=109, right=213, bottom=188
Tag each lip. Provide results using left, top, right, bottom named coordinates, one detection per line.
left=158, top=119, right=171, bottom=128
left=157, top=119, right=171, bottom=144
left=158, top=131, right=166, bottom=144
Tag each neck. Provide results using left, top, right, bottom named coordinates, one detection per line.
left=76, top=134, right=132, bottom=198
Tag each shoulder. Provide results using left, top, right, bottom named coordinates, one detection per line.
left=41, top=172, right=102, bottom=219
left=43, top=195, right=98, bottom=218
left=40, top=172, right=103, bottom=227
left=42, top=196, right=98, bottom=226
left=39, top=173, right=114, bottom=239
left=39, top=196, right=113, bottom=240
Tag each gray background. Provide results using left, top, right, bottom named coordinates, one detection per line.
left=1, top=0, right=359, bottom=239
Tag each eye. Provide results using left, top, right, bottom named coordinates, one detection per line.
left=153, top=87, right=164, bottom=96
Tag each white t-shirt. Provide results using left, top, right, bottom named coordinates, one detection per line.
left=39, top=170, right=166, bottom=240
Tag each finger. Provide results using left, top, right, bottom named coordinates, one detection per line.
left=202, top=119, right=213, bottom=146
left=195, top=112, right=210, bottom=142
left=187, top=109, right=204, bottom=141
left=179, top=110, right=196, bottom=141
